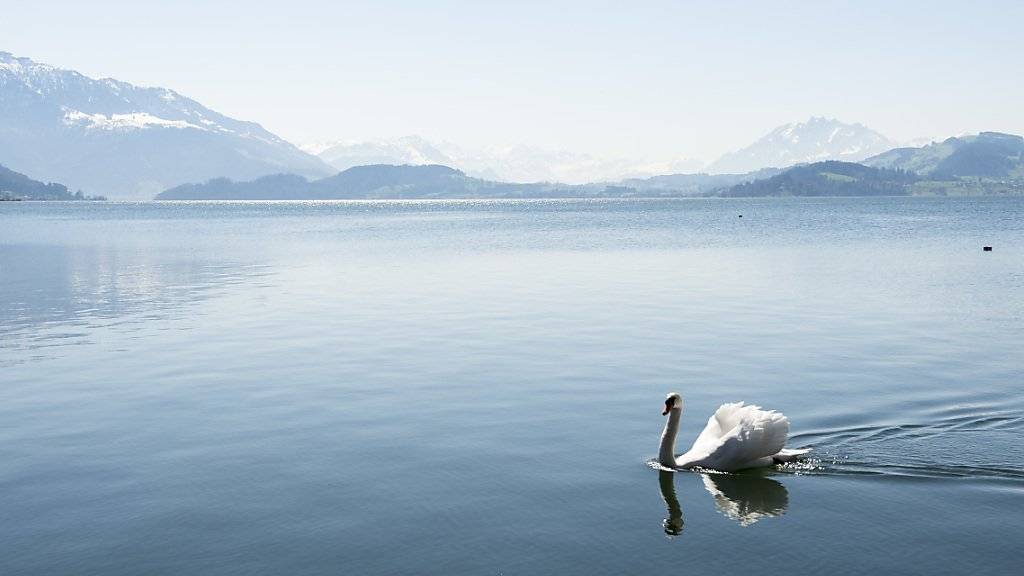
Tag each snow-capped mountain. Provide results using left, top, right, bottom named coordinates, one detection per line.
left=706, top=117, right=894, bottom=174
left=0, top=52, right=332, bottom=199
left=308, top=136, right=704, bottom=184
left=308, top=136, right=454, bottom=173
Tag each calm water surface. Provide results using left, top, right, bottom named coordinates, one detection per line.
left=2, top=198, right=1023, bottom=575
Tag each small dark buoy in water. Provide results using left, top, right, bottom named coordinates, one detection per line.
left=738, top=214, right=743, bottom=218
left=983, top=246, right=992, bottom=252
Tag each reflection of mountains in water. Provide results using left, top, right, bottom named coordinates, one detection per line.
left=658, top=469, right=788, bottom=535
left=0, top=245, right=270, bottom=364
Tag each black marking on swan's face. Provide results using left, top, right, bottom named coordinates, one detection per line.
left=663, top=393, right=682, bottom=416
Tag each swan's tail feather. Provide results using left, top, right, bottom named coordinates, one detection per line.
left=772, top=448, right=811, bottom=463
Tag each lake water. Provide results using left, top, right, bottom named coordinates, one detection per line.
left=2, top=198, right=1022, bottom=575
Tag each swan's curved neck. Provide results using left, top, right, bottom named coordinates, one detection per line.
left=659, top=408, right=681, bottom=467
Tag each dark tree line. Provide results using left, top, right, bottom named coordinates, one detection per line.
left=0, top=163, right=104, bottom=200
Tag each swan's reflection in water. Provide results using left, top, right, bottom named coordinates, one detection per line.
left=658, top=471, right=685, bottom=536
left=701, top=472, right=789, bottom=526
left=658, top=469, right=789, bottom=535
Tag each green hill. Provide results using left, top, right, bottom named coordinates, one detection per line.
left=718, top=133, right=1024, bottom=198
left=718, top=161, right=918, bottom=197
left=864, top=132, right=1024, bottom=179
left=156, top=164, right=651, bottom=200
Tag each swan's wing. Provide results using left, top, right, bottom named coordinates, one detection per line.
left=686, top=402, right=744, bottom=456
left=772, top=447, right=811, bottom=462
left=699, top=405, right=790, bottom=471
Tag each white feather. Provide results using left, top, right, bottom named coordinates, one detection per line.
left=659, top=398, right=809, bottom=472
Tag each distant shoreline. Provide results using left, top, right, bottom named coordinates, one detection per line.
left=6, top=194, right=1022, bottom=205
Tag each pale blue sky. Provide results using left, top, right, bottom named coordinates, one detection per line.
left=4, top=0, right=1022, bottom=160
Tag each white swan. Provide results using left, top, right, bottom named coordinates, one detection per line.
left=659, top=392, right=809, bottom=472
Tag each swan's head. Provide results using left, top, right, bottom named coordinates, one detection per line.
left=663, top=393, right=683, bottom=416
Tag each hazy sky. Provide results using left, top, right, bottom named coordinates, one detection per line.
left=4, top=0, right=1022, bottom=161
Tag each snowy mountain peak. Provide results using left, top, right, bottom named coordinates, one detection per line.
left=0, top=51, right=332, bottom=199
left=0, top=51, right=53, bottom=72
left=707, top=117, right=893, bottom=174
left=308, top=135, right=705, bottom=184
left=1, top=53, right=277, bottom=140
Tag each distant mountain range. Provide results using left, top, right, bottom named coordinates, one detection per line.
left=718, top=133, right=1024, bottom=197
left=305, top=136, right=704, bottom=185
left=863, top=132, right=1024, bottom=179
left=309, top=136, right=452, bottom=174
left=1, top=163, right=103, bottom=200
left=157, top=128, right=1024, bottom=201
left=706, top=117, right=894, bottom=174
left=156, top=164, right=784, bottom=200
left=307, top=119, right=903, bottom=184
left=719, top=161, right=918, bottom=197
left=3, top=51, right=1020, bottom=201
left=158, top=165, right=588, bottom=200
left=0, top=52, right=333, bottom=200
left=615, top=167, right=785, bottom=196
